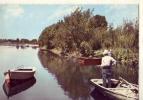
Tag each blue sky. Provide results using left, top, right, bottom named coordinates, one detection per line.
left=0, top=4, right=138, bottom=39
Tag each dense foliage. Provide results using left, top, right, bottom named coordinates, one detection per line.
left=38, top=8, right=138, bottom=63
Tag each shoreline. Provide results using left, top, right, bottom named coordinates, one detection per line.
left=0, top=43, right=138, bottom=65
left=0, top=43, right=39, bottom=49
left=40, top=47, right=138, bottom=65
left=0, top=42, right=39, bottom=46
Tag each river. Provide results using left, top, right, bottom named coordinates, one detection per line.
left=0, top=46, right=138, bottom=100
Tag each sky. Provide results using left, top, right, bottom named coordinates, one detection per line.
left=0, top=4, right=138, bottom=39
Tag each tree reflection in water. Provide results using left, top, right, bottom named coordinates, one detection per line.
left=38, top=51, right=138, bottom=100
left=38, top=51, right=96, bottom=100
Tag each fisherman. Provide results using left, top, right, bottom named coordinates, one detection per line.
left=100, top=49, right=116, bottom=88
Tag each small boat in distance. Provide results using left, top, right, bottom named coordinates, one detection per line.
left=77, top=57, right=101, bottom=65
left=4, top=67, right=36, bottom=80
left=39, top=45, right=48, bottom=51
left=90, top=78, right=138, bottom=100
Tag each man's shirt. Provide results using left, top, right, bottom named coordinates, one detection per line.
left=101, top=55, right=116, bottom=68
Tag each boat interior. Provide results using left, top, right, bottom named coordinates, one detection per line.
left=16, top=68, right=33, bottom=71
left=90, top=78, right=138, bottom=100
left=95, top=79, right=138, bottom=94
left=98, top=79, right=119, bottom=88
left=93, top=79, right=135, bottom=88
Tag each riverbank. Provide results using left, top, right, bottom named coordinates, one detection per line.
left=43, top=47, right=138, bottom=65
left=0, top=43, right=39, bottom=50
left=0, top=42, right=39, bottom=47
left=49, top=48, right=81, bottom=58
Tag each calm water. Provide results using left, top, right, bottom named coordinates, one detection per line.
left=0, top=46, right=138, bottom=100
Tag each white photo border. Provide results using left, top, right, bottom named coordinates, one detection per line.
left=0, top=0, right=142, bottom=100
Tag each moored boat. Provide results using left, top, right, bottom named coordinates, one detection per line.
left=32, top=45, right=39, bottom=49
left=90, top=78, right=138, bottom=100
left=39, top=46, right=48, bottom=51
left=77, top=57, right=101, bottom=65
left=4, top=67, right=36, bottom=80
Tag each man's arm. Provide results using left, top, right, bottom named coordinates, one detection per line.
left=111, top=57, right=116, bottom=65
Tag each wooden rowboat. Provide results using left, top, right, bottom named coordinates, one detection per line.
left=77, top=57, right=101, bottom=65
left=39, top=46, right=48, bottom=51
left=90, top=78, right=138, bottom=100
left=4, top=67, right=36, bottom=80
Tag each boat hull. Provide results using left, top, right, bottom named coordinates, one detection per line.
left=95, top=86, right=137, bottom=100
left=78, top=57, right=101, bottom=65
left=9, top=71, right=35, bottom=80
left=90, top=79, right=138, bottom=100
left=4, top=68, right=36, bottom=80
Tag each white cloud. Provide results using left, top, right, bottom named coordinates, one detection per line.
left=2, top=5, right=24, bottom=19
left=48, top=5, right=78, bottom=21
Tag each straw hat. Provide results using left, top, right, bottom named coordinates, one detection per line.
left=103, top=49, right=109, bottom=55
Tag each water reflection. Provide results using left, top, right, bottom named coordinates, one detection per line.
left=3, top=77, right=36, bottom=98
left=38, top=50, right=138, bottom=100
left=90, top=88, right=112, bottom=100
left=16, top=45, right=19, bottom=49
left=38, top=51, right=94, bottom=100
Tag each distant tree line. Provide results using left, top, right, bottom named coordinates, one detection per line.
left=0, top=38, right=38, bottom=44
left=38, top=8, right=138, bottom=62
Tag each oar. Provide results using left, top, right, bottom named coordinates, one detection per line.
left=119, top=77, right=139, bottom=100
left=119, top=77, right=138, bottom=91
